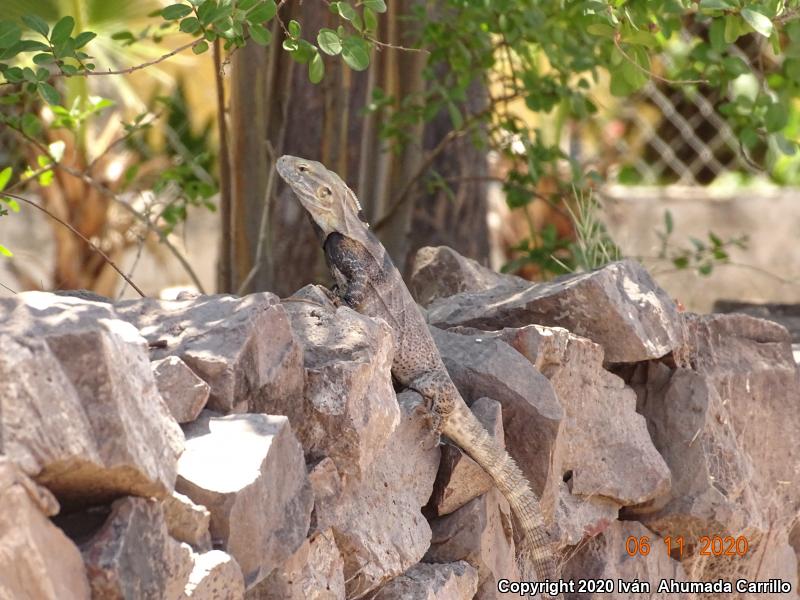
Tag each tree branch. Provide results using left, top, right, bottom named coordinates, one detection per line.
left=1, top=190, right=146, bottom=297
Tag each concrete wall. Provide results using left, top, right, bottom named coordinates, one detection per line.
left=601, top=185, right=800, bottom=312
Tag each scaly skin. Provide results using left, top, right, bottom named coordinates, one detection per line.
left=276, top=155, right=560, bottom=588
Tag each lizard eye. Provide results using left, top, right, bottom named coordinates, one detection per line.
left=298, top=164, right=309, bottom=173
left=316, top=186, right=332, bottom=199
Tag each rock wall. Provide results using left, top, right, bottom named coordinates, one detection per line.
left=0, top=246, right=797, bottom=599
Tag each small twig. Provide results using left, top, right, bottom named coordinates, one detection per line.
left=117, top=233, right=146, bottom=300
left=613, top=34, right=707, bottom=86
left=372, top=91, right=522, bottom=232
left=0, top=280, right=18, bottom=294
left=8, top=123, right=207, bottom=292
left=83, top=39, right=203, bottom=76
left=1, top=191, right=146, bottom=297
left=237, top=143, right=277, bottom=295
left=214, top=37, right=234, bottom=292
left=86, top=111, right=163, bottom=174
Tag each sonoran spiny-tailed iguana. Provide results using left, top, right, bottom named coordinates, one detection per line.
left=276, top=155, right=560, bottom=587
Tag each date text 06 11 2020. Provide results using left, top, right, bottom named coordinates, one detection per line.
left=625, top=534, right=749, bottom=560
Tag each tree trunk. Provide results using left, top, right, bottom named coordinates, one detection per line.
left=228, top=4, right=490, bottom=297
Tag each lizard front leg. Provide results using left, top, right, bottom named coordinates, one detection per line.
left=323, top=232, right=380, bottom=309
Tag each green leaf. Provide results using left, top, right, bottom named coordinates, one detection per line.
left=709, top=17, right=726, bottom=51
left=586, top=23, right=615, bottom=38
left=341, top=35, right=369, bottom=71
left=0, top=167, right=11, bottom=191
left=21, top=112, right=40, bottom=137
left=362, top=0, right=386, bottom=12
left=699, top=0, right=733, bottom=10
left=308, top=51, right=324, bottom=83
left=37, top=82, right=59, bottom=105
left=336, top=2, right=357, bottom=22
left=73, top=31, right=96, bottom=48
left=765, top=102, right=788, bottom=132
left=179, top=17, right=202, bottom=33
left=317, top=28, right=341, bottom=55
left=237, top=0, right=259, bottom=10
left=249, top=23, right=272, bottom=45
left=447, top=101, right=463, bottom=129
left=609, top=68, right=634, bottom=97
left=0, top=244, right=13, bottom=257
left=288, top=19, right=301, bottom=37
left=664, top=210, right=673, bottom=234
left=363, top=7, right=377, bottom=32
left=741, top=9, right=773, bottom=38
left=0, top=21, right=21, bottom=50
left=50, top=16, right=74, bottom=45
left=247, top=0, right=277, bottom=24
left=724, top=15, right=743, bottom=43
left=192, top=40, right=209, bottom=54
left=22, top=15, right=49, bottom=38
left=163, top=3, right=194, bottom=20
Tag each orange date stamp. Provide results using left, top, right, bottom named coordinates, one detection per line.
left=625, top=534, right=750, bottom=560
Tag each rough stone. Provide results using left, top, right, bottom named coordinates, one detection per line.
left=628, top=362, right=763, bottom=538
left=152, top=356, right=211, bottom=423
left=182, top=550, right=246, bottom=599
left=409, top=245, right=527, bottom=307
left=378, top=561, right=479, bottom=600
left=627, top=313, right=800, bottom=588
left=313, top=391, right=440, bottom=596
left=116, top=292, right=304, bottom=414
left=562, top=521, right=690, bottom=599
left=281, top=286, right=400, bottom=481
left=176, top=412, right=313, bottom=589
left=682, top=313, right=800, bottom=517
left=427, top=259, right=684, bottom=363
left=425, top=488, right=517, bottom=600
left=245, top=528, right=344, bottom=600
left=163, top=492, right=212, bottom=552
left=489, top=325, right=671, bottom=506
left=429, top=397, right=503, bottom=517
left=0, top=292, right=184, bottom=507
left=81, top=496, right=194, bottom=600
left=0, top=457, right=91, bottom=600
left=429, top=326, right=563, bottom=495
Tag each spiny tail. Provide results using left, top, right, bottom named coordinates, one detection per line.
left=442, top=402, right=561, bottom=592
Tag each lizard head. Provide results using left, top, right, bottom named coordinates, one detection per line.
left=276, top=155, right=366, bottom=237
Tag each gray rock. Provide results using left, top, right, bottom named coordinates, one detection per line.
left=425, top=488, right=517, bottom=600
left=427, top=259, right=684, bottom=363
left=152, top=356, right=210, bottom=423
left=281, top=288, right=401, bottom=480
left=409, top=246, right=527, bottom=307
left=628, top=313, right=800, bottom=587
left=429, top=397, right=503, bottom=517
left=0, top=292, right=184, bottom=507
left=245, top=528, right=344, bottom=600
left=0, top=457, right=91, bottom=600
left=562, top=520, right=690, bottom=599
left=429, top=327, right=563, bottom=495
left=492, top=325, right=671, bottom=506
left=116, top=292, right=304, bottom=414
left=313, top=391, right=440, bottom=597
left=163, top=492, right=212, bottom=552
left=176, top=412, right=313, bottom=589
left=682, top=313, right=800, bottom=514
left=81, top=496, right=194, bottom=600
left=629, top=362, right=762, bottom=537
left=182, top=550, right=246, bottom=600
left=378, top=561, right=479, bottom=600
